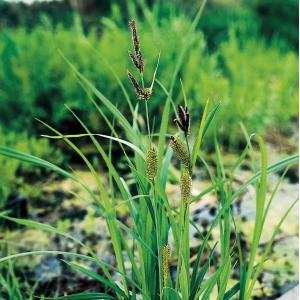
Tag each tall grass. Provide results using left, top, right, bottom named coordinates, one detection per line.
left=0, top=2, right=298, bottom=299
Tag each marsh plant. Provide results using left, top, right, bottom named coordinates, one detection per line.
left=0, top=7, right=298, bottom=300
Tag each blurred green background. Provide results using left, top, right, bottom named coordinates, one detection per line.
left=0, top=0, right=298, bottom=207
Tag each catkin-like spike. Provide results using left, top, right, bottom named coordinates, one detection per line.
left=170, top=136, right=190, bottom=170
left=162, top=244, right=170, bottom=287
left=181, top=171, right=192, bottom=206
left=146, top=147, right=158, bottom=181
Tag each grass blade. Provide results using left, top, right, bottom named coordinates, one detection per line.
left=191, top=99, right=209, bottom=170
left=64, top=261, right=126, bottom=298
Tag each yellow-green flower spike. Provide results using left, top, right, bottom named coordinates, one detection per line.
left=170, top=136, right=190, bottom=170
left=146, top=147, right=158, bottom=181
left=181, top=171, right=192, bottom=206
left=162, top=244, right=170, bottom=287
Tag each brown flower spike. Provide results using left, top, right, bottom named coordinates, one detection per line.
left=174, top=105, right=190, bottom=136
left=128, top=20, right=144, bottom=73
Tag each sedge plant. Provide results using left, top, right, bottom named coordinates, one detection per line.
left=0, top=5, right=298, bottom=300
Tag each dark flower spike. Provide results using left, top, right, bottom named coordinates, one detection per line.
left=128, top=50, right=141, bottom=71
left=128, top=20, right=144, bottom=73
left=127, top=70, right=144, bottom=97
left=174, top=105, right=190, bottom=136
left=127, top=71, right=152, bottom=101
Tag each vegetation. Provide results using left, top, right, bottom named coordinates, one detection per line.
left=0, top=9, right=298, bottom=299
left=0, top=23, right=298, bottom=143
left=0, top=129, right=62, bottom=208
left=0, top=2, right=298, bottom=146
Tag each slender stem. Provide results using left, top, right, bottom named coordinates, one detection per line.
left=140, top=72, right=145, bottom=89
left=185, top=134, right=191, bottom=161
left=185, top=134, right=192, bottom=175
left=145, top=101, right=151, bottom=145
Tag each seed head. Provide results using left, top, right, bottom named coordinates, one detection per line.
left=162, top=244, right=170, bottom=287
left=181, top=171, right=192, bottom=206
left=146, top=147, right=158, bottom=181
left=170, top=136, right=190, bottom=170
left=174, top=105, right=190, bottom=136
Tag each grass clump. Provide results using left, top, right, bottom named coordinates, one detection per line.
left=0, top=7, right=298, bottom=300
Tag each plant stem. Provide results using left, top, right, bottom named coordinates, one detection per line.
left=185, top=134, right=192, bottom=175
left=145, top=101, right=151, bottom=146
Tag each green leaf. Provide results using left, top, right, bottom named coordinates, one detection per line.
left=245, top=198, right=299, bottom=299
left=0, top=147, right=102, bottom=206
left=42, top=133, right=145, bottom=159
left=64, top=261, right=126, bottom=298
left=195, top=263, right=224, bottom=299
left=224, top=282, right=240, bottom=300
left=0, top=251, right=98, bottom=264
left=44, top=292, right=115, bottom=300
left=202, top=102, right=220, bottom=139
left=190, top=244, right=217, bottom=299
left=244, top=135, right=268, bottom=294
left=2, top=216, right=84, bottom=246
left=0, top=147, right=77, bottom=182
left=192, top=154, right=299, bottom=203
left=191, top=99, right=209, bottom=170
left=233, top=153, right=298, bottom=200
left=179, top=258, right=189, bottom=300
left=0, top=217, right=115, bottom=284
